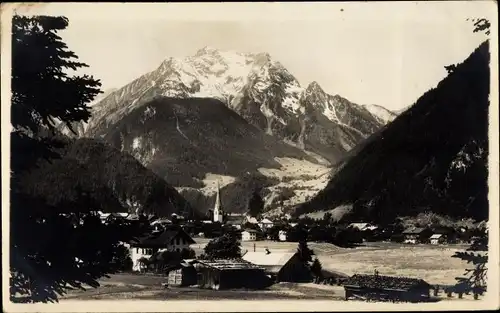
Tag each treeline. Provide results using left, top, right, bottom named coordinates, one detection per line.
left=179, top=172, right=278, bottom=214
left=18, top=136, right=194, bottom=217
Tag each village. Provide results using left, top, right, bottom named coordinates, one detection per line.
left=83, top=183, right=489, bottom=303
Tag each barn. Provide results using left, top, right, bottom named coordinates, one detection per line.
left=343, top=274, right=432, bottom=302
left=193, top=259, right=272, bottom=290
left=402, top=227, right=432, bottom=244
left=242, top=250, right=313, bottom=283
left=167, top=259, right=198, bottom=287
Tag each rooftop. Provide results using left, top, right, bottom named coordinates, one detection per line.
left=242, top=229, right=258, bottom=233
left=131, top=227, right=196, bottom=247
left=403, top=227, right=427, bottom=235
left=344, top=274, right=431, bottom=291
left=195, top=258, right=263, bottom=270
left=260, top=218, right=274, bottom=224
left=430, top=234, right=444, bottom=239
left=242, top=251, right=296, bottom=267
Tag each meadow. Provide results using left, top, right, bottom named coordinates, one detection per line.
left=192, top=238, right=469, bottom=286
left=60, top=240, right=473, bottom=301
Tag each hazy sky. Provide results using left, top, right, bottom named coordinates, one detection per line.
left=14, top=2, right=494, bottom=111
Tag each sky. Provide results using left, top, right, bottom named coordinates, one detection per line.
left=12, top=2, right=494, bottom=111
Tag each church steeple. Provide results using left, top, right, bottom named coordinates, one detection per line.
left=213, top=180, right=223, bottom=223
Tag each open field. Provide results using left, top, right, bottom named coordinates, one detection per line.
left=59, top=272, right=479, bottom=302
left=60, top=274, right=346, bottom=301
left=58, top=240, right=475, bottom=301
left=191, top=239, right=469, bottom=286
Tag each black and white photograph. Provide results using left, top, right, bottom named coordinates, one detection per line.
left=1, top=2, right=499, bottom=312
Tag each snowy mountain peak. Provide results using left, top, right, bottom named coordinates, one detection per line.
left=73, top=47, right=392, bottom=164
left=305, top=81, right=325, bottom=94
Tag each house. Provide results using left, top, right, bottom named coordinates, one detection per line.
left=343, top=274, right=432, bottom=302
left=349, top=223, right=379, bottom=232
left=349, top=223, right=370, bottom=231
left=192, top=259, right=271, bottom=290
left=151, top=218, right=173, bottom=231
left=126, top=213, right=140, bottom=221
left=99, top=212, right=129, bottom=224
left=402, top=227, right=432, bottom=244
left=241, top=229, right=258, bottom=241
left=171, top=213, right=185, bottom=222
left=258, top=218, right=274, bottom=230
left=245, top=215, right=259, bottom=225
left=431, top=226, right=458, bottom=244
left=242, top=250, right=312, bottom=283
left=167, top=259, right=198, bottom=287
left=225, top=215, right=245, bottom=230
left=129, top=227, right=196, bottom=271
left=429, top=234, right=445, bottom=245
left=278, top=230, right=288, bottom=242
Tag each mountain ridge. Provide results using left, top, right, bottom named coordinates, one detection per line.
left=62, top=47, right=392, bottom=163
left=296, top=40, right=490, bottom=222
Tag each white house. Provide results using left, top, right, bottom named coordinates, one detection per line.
left=348, top=223, right=378, bottom=231
left=241, top=229, right=258, bottom=241
left=129, top=227, right=196, bottom=271
left=98, top=212, right=129, bottom=224
left=258, top=218, right=274, bottom=230
left=278, top=230, right=288, bottom=242
left=226, top=215, right=245, bottom=230
left=246, top=216, right=259, bottom=225
left=429, top=234, right=445, bottom=245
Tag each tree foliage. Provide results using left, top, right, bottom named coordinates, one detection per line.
left=9, top=15, right=145, bottom=303
left=201, top=234, right=242, bottom=259
left=297, top=240, right=314, bottom=263
left=469, top=18, right=491, bottom=36
left=247, top=189, right=265, bottom=218
left=450, top=228, right=488, bottom=299
left=310, top=258, right=323, bottom=282
left=297, top=39, right=490, bottom=223
left=11, top=15, right=101, bottom=135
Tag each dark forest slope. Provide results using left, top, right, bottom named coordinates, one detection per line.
left=18, top=137, right=194, bottom=218
left=296, top=41, right=490, bottom=222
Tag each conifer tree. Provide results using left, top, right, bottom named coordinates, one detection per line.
left=9, top=15, right=140, bottom=303
left=248, top=189, right=265, bottom=218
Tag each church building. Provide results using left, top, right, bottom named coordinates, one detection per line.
left=213, top=181, right=224, bottom=223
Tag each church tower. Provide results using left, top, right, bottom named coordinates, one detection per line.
left=213, top=181, right=223, bottom=223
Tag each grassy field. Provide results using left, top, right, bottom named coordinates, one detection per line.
left=61, top=274, right=346, bottom=301
left=192, top=238, right=468, bottom=285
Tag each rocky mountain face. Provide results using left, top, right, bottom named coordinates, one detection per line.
left=297, top=41, right=490, bottom=223
left=70, top=47, right=388, bottom=162
left=59, top=47, right=395, bottom=214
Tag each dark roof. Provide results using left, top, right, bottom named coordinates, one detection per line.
left=344, top=274, right=431, bottom=291
left=242, top=229, right=258, bottom=233
left=226, top=216, right=245, bottom=225
left=402, top=227, right=427, bottom=235
left=194, top=258, right=264, bottom=271
left=131, top=227, right=196, bottom=247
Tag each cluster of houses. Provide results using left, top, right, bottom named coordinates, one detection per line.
left=119, top=219, right=316, bottom=289
left=122, top=221, right=438, bottom=302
